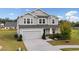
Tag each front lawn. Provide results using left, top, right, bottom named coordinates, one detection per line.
left=0, top=29, right=26, bottom=51
left=61, top=48, right=79, bottom=51
left=48, top=29, right=79, bottom=45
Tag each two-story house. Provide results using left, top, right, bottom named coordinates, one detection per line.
left=17, top=9, right=59, bottom=39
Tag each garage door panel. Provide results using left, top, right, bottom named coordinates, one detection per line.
left=23, top=31, right=42, bottom=39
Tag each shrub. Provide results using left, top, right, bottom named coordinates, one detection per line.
left=55, top=33, right=62, bottom=40
left=60, top=21, right=71, bottom=40
left=49, top=33, right=62, bottom=40
left=49, top=34, right=54, bottom=39
left=14, top=34, right=18, bottom=38
left=42, top=29, right=46, bottom=40
left=65, top=40, right=70, bottom=43
left=17, top=34, right=22, bottom=41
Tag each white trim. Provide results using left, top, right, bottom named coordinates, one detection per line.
left=50, top=28, right=52, bottom=34
left=38, top=18, right=46, bottom=24
left=26, top=18, right=33, bottom=25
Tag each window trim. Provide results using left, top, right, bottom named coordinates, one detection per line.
left=38, top=18, right=46, bottom=24
left=31, top=19, right=33, bottom=24
left=43, top=19, right=45, bottom=24
left=39, top=19, right=42, bottom=24
left=26, top=18, right=33, bottom=24
left=24, top=18, right=26, bottom=24
left=27, top=18, right=30, bottom=24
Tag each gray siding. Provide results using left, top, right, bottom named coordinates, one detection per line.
left=19, top=25, right=58, bottom=29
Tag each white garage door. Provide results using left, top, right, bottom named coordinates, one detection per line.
left=23, top=31, right=41, bottom=39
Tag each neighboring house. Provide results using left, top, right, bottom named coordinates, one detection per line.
left=73, top=27, right=79, bottom=29
left=5, top=22, right=17, bottom=29
left=17, top=9, right=59, bottom=39
left=0, top=23, right=4, bottom=28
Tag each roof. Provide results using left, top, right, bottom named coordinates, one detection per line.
left=24, top=13, right=37, bottom=18
left=50, top=15, right=59, bottom=19
left=30, top=9, right=49, bottom=16
left=5, top=22, right=17, bottom=27
left=18, top=9, right=59, bottom=19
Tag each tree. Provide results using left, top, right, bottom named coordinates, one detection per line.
left=0, top=17, right=17, bottom=23
left=60, top=21, right=71, bottom=40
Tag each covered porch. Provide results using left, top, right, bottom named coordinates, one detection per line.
left=45, top=27, right=58, bottom=35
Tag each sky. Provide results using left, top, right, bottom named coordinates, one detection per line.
left=0, top=8, right=79, bottom=22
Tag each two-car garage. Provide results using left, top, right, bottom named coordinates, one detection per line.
left=21, top=28, right=43, bottom=39
left=23, top=31, right=41, bottom=39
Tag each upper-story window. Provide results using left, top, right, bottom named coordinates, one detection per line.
left=52, top=19, right=55, bottom=24
left=27, top=18, right=30, bottom=24
left=39, top=18, right=46, bottom=24
left=39, top=19, right=42, bottom=24
left=43, top=19, right=45, bottom=24
left=26, top=18, right=33, bottom=24
left=24, top=18, right=26, bottom=24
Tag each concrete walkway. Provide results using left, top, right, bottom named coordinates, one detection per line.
left=23, top=37, right=60, bottom=51
left=55, top=45, right=79, bottom=49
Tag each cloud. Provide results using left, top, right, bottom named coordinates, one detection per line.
left=65, top=11, right=78, bottom=17
left=68, top=16, right=79, bottom=22
left=65, top=11, right=79, bottom=22
left=9, top=13, right=15, bottom=16
left=57, top=16, right=63, bottom=20
left=25, top=9, right=31, bottom=12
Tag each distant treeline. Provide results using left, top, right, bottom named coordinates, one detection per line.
left=0, top=18, right=17, bottom=23
left=59, top=20, right=79, bottom=27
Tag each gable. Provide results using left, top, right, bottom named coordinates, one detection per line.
left=31, top=9, right=49, bottom=16
left=23, top=13, right=37, bottom=18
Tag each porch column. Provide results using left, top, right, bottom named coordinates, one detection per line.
left=50, top=28, right=52, bottom=34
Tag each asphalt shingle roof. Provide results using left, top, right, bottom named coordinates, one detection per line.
left=5, top=22, right=17, bottom=27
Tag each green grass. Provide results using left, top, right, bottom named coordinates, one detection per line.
left=61, top=48, right=79, bottom=51
left=0, top=29, right=26, bottom=51
left=48, top=29, right=79, bottom=45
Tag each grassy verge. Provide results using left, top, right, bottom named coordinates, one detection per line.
left=48, top=29, right=79, bottom=46
left=0, top=29, right=26, bottom=51
left=61, top=48, right=79, bottom=51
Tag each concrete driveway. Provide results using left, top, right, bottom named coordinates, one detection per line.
left=22, top=36, right=79, bottom=51
left=22, top=37, right=60, bottom=51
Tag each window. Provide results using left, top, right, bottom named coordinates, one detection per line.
left=39, top=18, right=46, bottom=24
left=52, top=19, right=54, bottom=24
left=39, top=19, right=42, bottom=24
left=27, top=18, right=30, bottom=24
left=24, top=18, right=26, bottom=24
left=43, top=19, right=45, bottom=24
left=26, top=18, right=33, bottom=24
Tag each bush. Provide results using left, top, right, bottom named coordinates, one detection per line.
left=42, top=29, right=46, bottom=40
left=14, top=34, right=18, bottom=38
left=49, top=33, right=62, bottom=40
left=17, top=34, right=22, bottom=41
left=55, top=33, right=62, bottom=40
left=49, top=34, right=54, bottom=39
left=65, top=40, right=70, bottom=43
